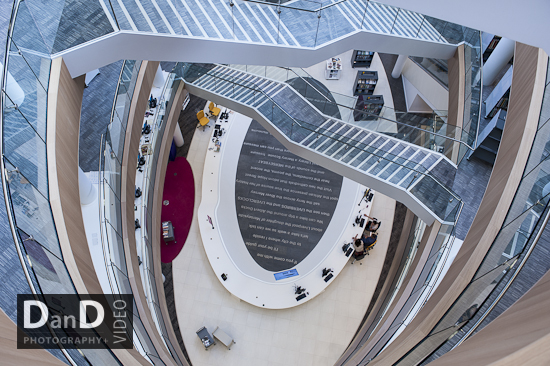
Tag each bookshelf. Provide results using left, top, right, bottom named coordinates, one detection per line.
left=351, top=50, right=374, bottom=68
left=162, top=221, right=175, bottom=243
left=485, top=66, right=513, bottom=119
left=325, top=57, right=342, bottom=80
left=354, top=95, right=384, bottom=121
left=353, top=70, right=378, bottom=96
left=482, top=35, right=502, bottom=63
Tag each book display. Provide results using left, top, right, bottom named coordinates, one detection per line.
left=485, top=66, right=513, bottom=119
left=162, top=221, right=175, bottom=243
left=354, top=95, right=384, bottom=121
left=482, top=35, right=502, bottom=63
left=325, top=57, right=342, bottom=80
left=353, top=70, right=378, bottom=96
left=351, top=50, right=374, bottom=68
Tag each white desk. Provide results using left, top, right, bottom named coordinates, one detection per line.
left=198, top=111, right=374, bottom=309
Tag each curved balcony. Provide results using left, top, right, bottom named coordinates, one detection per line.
left=1, top=1, right=122, bottom=364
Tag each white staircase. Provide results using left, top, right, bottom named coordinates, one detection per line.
left=107, top=0, right=447, bottom=45
left=184, top=64, right=461, bottom=224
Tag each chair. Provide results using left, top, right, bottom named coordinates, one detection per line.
left=351, top=252, right=366, bottom=264
left=209, top=102, right=221, bottom=117
left=196, top=110, right=210, bottom=130
left=196, top=326, right=216, bottom=350
left=212, top=326, right=235, bottom=350
left=365, top=240, right=377, bottom=255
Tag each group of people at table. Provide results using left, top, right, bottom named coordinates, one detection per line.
left=352, top=215, right=380, bottom=261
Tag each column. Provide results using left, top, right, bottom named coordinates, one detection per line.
left=85, top=69, right=100, bottom=87
left=483, top=38, right=515, bottom=85
left=78, top=168, right=96, bottom=205
left=392, top=55, right=407, bottom=79
left=174, top=125, right=184, bottom=147
left=153, top=65, right=165, bottom=88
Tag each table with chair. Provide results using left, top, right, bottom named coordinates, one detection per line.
left=197, top=101, right=223, bottom=130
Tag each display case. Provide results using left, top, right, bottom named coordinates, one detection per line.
left=482, top=34, right=502, bottom=63
left=351, top=50, right=374, bottom=68
left=485, top=66, right=513, bottom=119
left=354, top=95, right=384, bottom=121
left=162, top=221, right=175, bottom=243
left=353, top=70, right=378, bottom=96
left=325, top=57, right=342, bottom=80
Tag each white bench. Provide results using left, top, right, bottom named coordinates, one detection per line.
left=212, top=326, right=235, bottom=350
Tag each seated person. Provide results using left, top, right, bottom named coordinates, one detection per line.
left=364, top=232, right=378, bottom=250
left=353, top=239, right=365, bottom=257
left=363, top=214, right=381, bottom=232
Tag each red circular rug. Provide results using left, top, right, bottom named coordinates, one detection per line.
left=160, top=157, right=195, bottom=263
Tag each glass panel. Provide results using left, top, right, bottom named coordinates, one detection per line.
left=0, top=192, right=33, bottom=322
left=103, top=152, right=122, bottom=200
left=105, top=221, right=127, bottom=274
left=2, top=101, right=48, bottom=197
left=475, top=201, right=543, bottom=279
left=525, top=113, right=550, bottom=174
left=104, top=182, right=123, bottom=235
left=10, top=1, right=51, bottom=54
left=278, top=4, right=319, bottom=48
left=398, top=325, right=458, bottom=365
left=409, top=57, right=449, bottom=87
left=18, top=229, right=73, bottom=294
left=134, top=315, right=160, bottom=360
left=5, top=44, right=48, bottom=140
left=25, top=0, right=115, bottom=53
left=106, top=116, right=126, bottom=163
left=9, top=39, right=51, bottom=90
left=163, top=336, right=184, bottom=366
left=147, top=353, right=167, bottom=366
left=317, top=4, right=355, bottom=47
left=112, top=264, right=133, bottom=295
left=432, top=257, right=516, bottom=334
left=5, top=158, right=60, bottom=258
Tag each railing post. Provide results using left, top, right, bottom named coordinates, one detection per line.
left=314, top=10, right=322, bottom=47
left=390, top=8, right=399, bottom=34
left=360, top=0, right=369, bottom=30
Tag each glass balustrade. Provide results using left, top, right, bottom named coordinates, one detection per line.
left=182, top=62, right=462, bottom=224
left=228, top=64, right=474, bottom=162
left=99, top=60, right=187, bottom=366
left=96, top=0, right=475, bottom=51
left=1, top=2, right=122, bottom=364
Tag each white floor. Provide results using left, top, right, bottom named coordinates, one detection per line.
left=172, top=111, right=396, bottom=366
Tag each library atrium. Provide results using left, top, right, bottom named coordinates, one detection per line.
left=1, top=0, right=550, bottom=365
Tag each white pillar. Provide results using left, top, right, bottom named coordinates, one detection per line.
left=78, top=168, right=96, bottom=205
left=483, top=38, right=515, bottom=85
left=392, top=55, right=407, bottom=79
left=84, top=69, right=100, bottom=87
left=153, top=65, right=165, bottom=88
left=174, top=125, right=184, bottom=147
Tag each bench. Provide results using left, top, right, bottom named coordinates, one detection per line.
left=212, top=326, right=235, bottom=350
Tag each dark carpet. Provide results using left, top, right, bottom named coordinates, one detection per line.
left=160, top=157, right=195, bottom=263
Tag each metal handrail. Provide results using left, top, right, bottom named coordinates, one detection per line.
left=242, top=0, right=345, bottom=13
left=453, top=204, right=550, bottom=349
left=0, top=2, right=105, bottom=364
left=237, top=65, right=474, bottom=150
